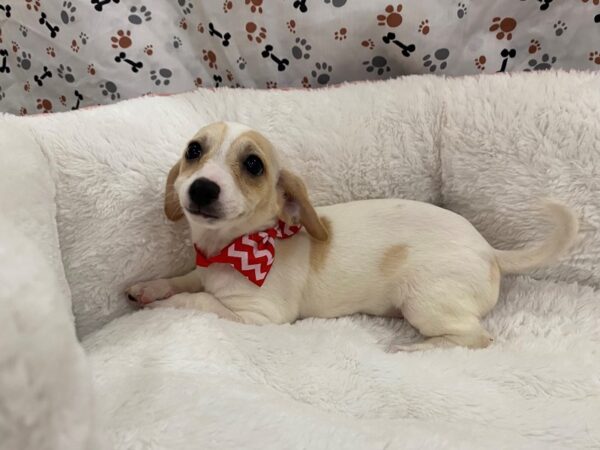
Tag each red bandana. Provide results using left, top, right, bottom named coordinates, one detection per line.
left=194, top=221, right=302, bottom=287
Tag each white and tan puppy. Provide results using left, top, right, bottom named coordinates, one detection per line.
left=127, top=122, right=578, bottom=351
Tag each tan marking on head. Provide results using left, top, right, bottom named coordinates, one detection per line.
left=489, top=259, right=500, bottom=285
left=179, top=122, right=228, bottom=177
left=309, top=217, right=332, bottom=271
left=164, top=122, right=228, bottom=221
left=379, top=244, right=409, bottom=277
left=226, top=130, right=279, bottom=214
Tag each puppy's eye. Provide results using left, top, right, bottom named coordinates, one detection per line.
left=185, top=141, right=203, bottom=160
left=244, top=155, right=264, bottom=176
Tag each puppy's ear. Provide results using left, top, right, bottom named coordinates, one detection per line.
left=277, top=169, right=328, bottom=241
left=164, top=160, right=184, bottom=221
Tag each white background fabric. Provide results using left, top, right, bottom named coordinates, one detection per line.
left=0, top=0, right=599, bottom=114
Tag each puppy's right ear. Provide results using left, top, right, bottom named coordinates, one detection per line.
left=164, top=160, right=184, bottom=221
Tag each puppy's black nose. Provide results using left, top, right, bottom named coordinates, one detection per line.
left=189, top=178, right=221, bottom=207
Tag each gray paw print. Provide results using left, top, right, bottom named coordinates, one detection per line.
left=173, top=36, right=183, bottom=49
left=363, top=56, right=390, bottom=75
left=150, top=68, right=172, bottom=86
left=323, top=0, right=347, bottom=6
left=525, top=53, right=557, bottom=71
left=19, top=25, right=28, bottom=37
left=60, top=1, right=76, bottom=25
left=178, top=0, right=193, bottom=15
left=16, top=51, right=32, bottom=70
left=57, top=64, right=75, bottom=83
left=292, top=37, right=311, bottom=60
left=237, top=57, right=246, bottom=70
left=129, top=5, right=151, bottom=24
left=423, top=48, right=450, bottom=72
left=100, top=81, right=120, bottom=100
left=553, top=20, right=567, bottom=36
left=79, top=32, right=89, bottom=45
left=311, top=62, right=332, bottom=85
left=457, top=2, right=467, bottom=19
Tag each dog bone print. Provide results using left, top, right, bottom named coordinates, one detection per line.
left=39, top=12, right=60, bottom=38
left=261, top=44, right=290, bottom=71
left=71, top=90, right=83, bottom=110
left=497, top=48, right=517, bottom=72
left=208, top=22, right=232, bottom=47
left=293, top=0, right=308, bottom=13
left=382, top=32, right=415, bottom=57
left=538, top=0, right=553, bottom=11
left=0, top=49, right=10, bottom=74
left=0, top=3, right=11, bottom=18
left=91, top=0, right=120, bottom=12
left=114, top=52, right=143, bottom=72
left=33, top=65, right=52, bottom=86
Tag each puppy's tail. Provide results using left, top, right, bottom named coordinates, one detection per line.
left=494, top=200, right=579, bottom=274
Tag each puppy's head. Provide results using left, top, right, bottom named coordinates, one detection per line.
left=165, top=122, right=328, bottom=241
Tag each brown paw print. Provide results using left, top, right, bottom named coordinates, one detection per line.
left=194, top=77, right=203, bottom=87
left=245, top=0, right=263, bottom=13
left=377, top=4, right=403, bottom=28
left=179, top=18, right=188, bottom=30
left=46, top=46, right=56, bottom=57
left=36, top=98, right=53, bottom=113
left=71, top=39, right=80, bottom=53
left=589, top=51, right=600, bottom=64
left=19, top=107, right=28, bottom=116
left=59, top=95, right=67, bottom=106
left=266, top=81, right=277, bottom=89
left=226, top=69, right=234, bottom=82
left=246, top=22, right=267, bottom=43
left=24, top=81, right=31, bottom=92
left=87, top=64, right=96, bottom=75
left=202, top=49, right=217, bottom=69
left=528, top=39, right=541, bottom=54
left=489, top=17, right=517, bottom=40
left=301, top=76, right=311, bottom=88
left=361, top=39, right=375, bottom=50
left=25, top=0, right=40, bottom=11
left=287, top=20, right=296, bottom=33
left=144, top=44, right=153, bottom=55
left=418, top=19, right=430, bottom=35
left=111, top=30, right=132, bottom=49
left=582, top=0, right=599, bottom=4
left=11, top=41, right=19, bottom=53
left=197, top=22, right=205, bottom=33
left=474, top=55, right=486, bottom=71
left=334, top=27, right=347, bottom=40
left=223, top=0, right=233, bottom=12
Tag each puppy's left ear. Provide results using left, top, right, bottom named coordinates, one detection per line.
left=277, top=169, right=328, bottom=241
left=164, top=160, right=184, bottom=221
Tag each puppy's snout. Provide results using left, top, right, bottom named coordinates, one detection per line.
left=189, top=177, right=221, bottom=207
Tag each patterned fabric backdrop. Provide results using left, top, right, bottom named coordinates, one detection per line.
left=0, top=0, right=599, bottom=115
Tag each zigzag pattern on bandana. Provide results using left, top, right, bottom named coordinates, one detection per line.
left=195, top=221, right=302, bottom=286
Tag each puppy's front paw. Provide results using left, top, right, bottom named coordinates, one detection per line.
left=126, top=279, right=175, bottom=305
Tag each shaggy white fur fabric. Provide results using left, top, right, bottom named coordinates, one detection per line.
left=83, top=276, right=600, bottom=449
left=0, top=220, right=97, bottom=450
left=1, top=72, right=599, bottom=448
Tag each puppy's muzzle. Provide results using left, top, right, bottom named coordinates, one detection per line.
left=187, top=177, right=221, bottom=218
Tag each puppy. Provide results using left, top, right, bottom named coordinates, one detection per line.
left=127, top=121, right=579, bottom=351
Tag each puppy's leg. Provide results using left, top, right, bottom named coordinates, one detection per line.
left=145, top=292, right=243, bottom=323
left=127, top=270, right=203, bottom=305
left=389, top=285, right=494, bottom=352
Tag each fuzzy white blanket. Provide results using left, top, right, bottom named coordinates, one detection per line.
left=2, top=72, right=600, bottom=449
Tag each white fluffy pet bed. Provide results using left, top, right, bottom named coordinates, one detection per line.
left=1, top=72, right=600, bottom=449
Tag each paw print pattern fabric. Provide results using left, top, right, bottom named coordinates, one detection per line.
left=0, top=0, right=599, bottom=115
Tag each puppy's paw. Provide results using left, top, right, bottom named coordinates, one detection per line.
left=126, top=279, right=175, bottom=305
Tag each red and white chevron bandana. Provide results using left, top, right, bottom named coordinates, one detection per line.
left=194, top=221, right=302, bottom=287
